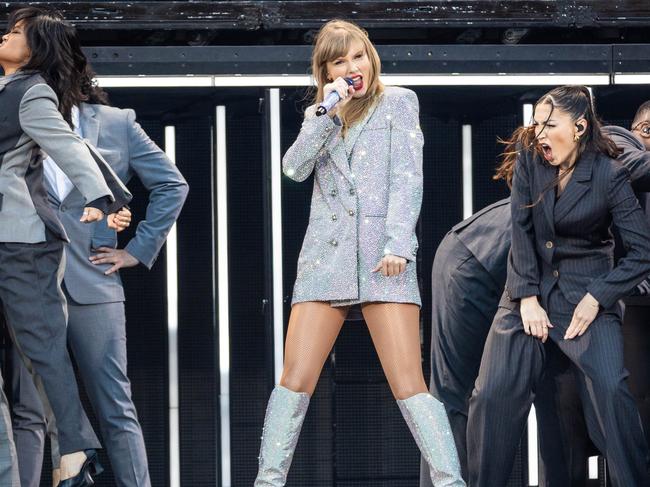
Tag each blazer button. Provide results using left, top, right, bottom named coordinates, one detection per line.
left=329, top=239, right=338, bottom=247
left=60, top=205, right=67, bottom=212
left=348, top=209, right=355, bottom=216
left=553, top=270, right=559, bottom=278
left=331, top=214, right=338, bottom=221
left=349, top=188, right=356, bottom=196
left=330, top=189, right=338, bottom=197
left=546, top=241, right=553, bottom=249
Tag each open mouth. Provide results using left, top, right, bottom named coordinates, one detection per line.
left=350, top=74, right=364, bottom=91
left=540, top=143, right=553, bottom=162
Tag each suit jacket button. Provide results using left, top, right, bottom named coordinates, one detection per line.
left=330, top=239, right=338, bottom=247
left=330, top=189, right=338, bottom=197
left=348, top=209, right=355, bottom=216
left=553, top=270, right=559, bottom=278
left=331, top=214, right=338, bottom=221
left=60, top=205, right=66, bottom=212
left=546, top=241, right=553, bottom=249
left=349, top=188, right=356, bottom=195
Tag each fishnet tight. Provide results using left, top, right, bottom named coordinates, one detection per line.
left=280, top=301, right=427, bottom=399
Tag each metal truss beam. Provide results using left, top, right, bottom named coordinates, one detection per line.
left=2, top=1, right=650, bottom=30
left=84, top=44, right=614, bottom=76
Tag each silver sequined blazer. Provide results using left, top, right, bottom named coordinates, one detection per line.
left=283, top=86, right=423, bottom=306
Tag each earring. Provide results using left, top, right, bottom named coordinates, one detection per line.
left=574, top=134, right=581, bottom=142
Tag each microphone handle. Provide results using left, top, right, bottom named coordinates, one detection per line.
left=315, top=78, right=353, bottom=116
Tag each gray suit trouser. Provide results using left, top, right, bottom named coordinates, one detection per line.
left=467, top=288, right=650, bottom=487
left=0, top=369, right=20, bottom=487
left=12, top=291, right=152, bottom=487
left=0, top=235, right=100, bottom=457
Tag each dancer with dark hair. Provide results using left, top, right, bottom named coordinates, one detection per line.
left=422, top=106, right=650, bottom=486
left=9, top=9, right=188, bottom=485
left=0, top=6, right=131, bottom=486
left=467, top=86, right=650, bottom=486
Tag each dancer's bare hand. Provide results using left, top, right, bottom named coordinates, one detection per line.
left=80, top=207, right=103, bottom=223
left=564, top=293, right=599, bottom=340
left=520, top=296, right=553, bottom=343
left=89, top=247, right=139, bottom=275
left=107, top=207, right=132, bottom=232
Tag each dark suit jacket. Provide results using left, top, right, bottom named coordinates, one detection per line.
left=451, top=198, right=510, bottom=285
left=604, top=126, right=650, bottom=305
left=506, top=148, right=650, bottom=309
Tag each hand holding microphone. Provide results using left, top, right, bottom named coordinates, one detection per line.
left=317, top=77, right=355, bottom=116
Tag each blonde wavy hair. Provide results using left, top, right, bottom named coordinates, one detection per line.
left=311, top=19, right=384, bottom=132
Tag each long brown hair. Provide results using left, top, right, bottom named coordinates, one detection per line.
left=311, top=20, right=384, bottom=133
left=8, top=7, right=108, bottom=127
left=494, top=86, right=620, bottom=192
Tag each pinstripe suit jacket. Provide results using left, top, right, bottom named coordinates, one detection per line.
left=505, top=148, right=650, bottom=310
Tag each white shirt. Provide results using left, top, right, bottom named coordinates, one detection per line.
left=43, top=106, right=82, bottom=201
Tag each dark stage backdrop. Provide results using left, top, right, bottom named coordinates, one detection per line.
left=16, top=84, right=650, bottom=487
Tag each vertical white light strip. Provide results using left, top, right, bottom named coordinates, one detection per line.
left=269, top=88, right=285, bottom=384
left=521, top=103, right=540, bottom=486
left=523, top=104, right=534, bottom=126
left=589, top=456, right=599, bottom=479
left=164, top=126, right=181, bottom=487
left=527, top=405, right=539, bottom=486
left=461, top=124, right=473, bottom=219
left=215, top=106, right=232, bottom=487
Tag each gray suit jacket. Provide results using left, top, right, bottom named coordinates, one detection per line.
left=48, top=103, right=189, bottom=304
left=506, top=147, right=650, bottom=309
left=0, top=71, right=131, bottom=243
left=283, top=86, right=423, bottom=305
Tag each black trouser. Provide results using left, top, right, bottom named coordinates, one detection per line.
left=0, top=233, right=100, bottom=455
left=424, top=234, right=593, bottom=486
left=467, top=288, right=650, bottom=487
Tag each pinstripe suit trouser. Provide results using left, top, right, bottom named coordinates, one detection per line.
left=467, top=287, right=650, bottom=487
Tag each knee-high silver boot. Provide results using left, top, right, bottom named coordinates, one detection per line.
left=397, top=393, right=466, bottom=487
left=254, top=385, right=310, bottom=486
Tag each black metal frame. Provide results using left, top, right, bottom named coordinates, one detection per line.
left=2, top=1, right=650, bottom=30
left=82, top=44, right=618, bottom=75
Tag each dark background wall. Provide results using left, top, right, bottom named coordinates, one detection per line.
left=3, top=79, right=650, bottom=486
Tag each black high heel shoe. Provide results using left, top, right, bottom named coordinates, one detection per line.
left=57, top=450, right=104, bottom=487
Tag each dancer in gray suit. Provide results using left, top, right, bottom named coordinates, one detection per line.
left=254, top=20, right=463, bottom=487
left=467, top=86, right=650, bottom=486
left=10, top=26, right=189, bottom=487
left=0, top=7, right=131, bottom=486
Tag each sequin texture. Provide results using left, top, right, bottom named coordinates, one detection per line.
left=254, top=385, right=310, bottom=486
left=283, top=86, right=423, bottom=307
left=397, top=393, right=466, bottom=486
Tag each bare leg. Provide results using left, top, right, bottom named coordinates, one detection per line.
left=279, top=302, right=348, bottom=395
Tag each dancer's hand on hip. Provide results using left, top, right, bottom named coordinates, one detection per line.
left=564, top=292, right=599, bottom=340
left=520, top=296, right=553, bottom=343
left=89, top=247, right=139, bottom=275
left=372, top=254, right=407, bottom=277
